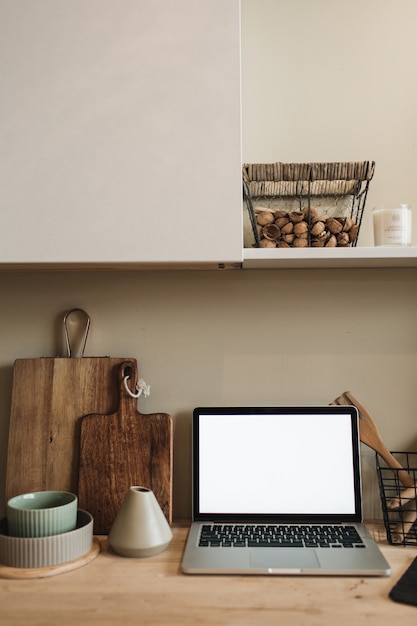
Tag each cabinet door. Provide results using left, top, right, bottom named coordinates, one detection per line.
left=0, top=0, right=242, bottom=267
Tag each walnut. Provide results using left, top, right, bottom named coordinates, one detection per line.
left=326, top=218, right=343, bottom=234
left=293, top=237, right=308, bottom=248
left=342, top=218, right=355, bottom=232
left=311, top=221, right=325, bottom=236
left=281, top=221, right=294, bottom=235
left=302, top=206, right=319, bottom=221
left=256, top=210, right=275, bottom=226
left=349, top=224, right=359, bottom=242
left=275, top=216, right=290, bottom=228
left=260, top=239, right=276, bottom=248
left=294, top=221, right=308, bottom=235
left=315, top=230, right=330, bottom=242
left=262, top=223, right=281, bottom=241
left=274, top=210, right=289, bottom=219
left=325, top=235, right=337, bottom=247
left=336, top=232, right=350, bottom=246
left=289, top=211, right=305, bottom=223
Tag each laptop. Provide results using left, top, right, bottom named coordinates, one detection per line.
left=181, top=406, right=391, bottom=576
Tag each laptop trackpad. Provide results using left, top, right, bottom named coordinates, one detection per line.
left=250, top=548, right=320, bottom=571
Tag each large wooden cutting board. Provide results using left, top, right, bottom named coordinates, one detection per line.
left=5, top=357, right=133, bottom=512
left=78, top=360, right=173, bottom=534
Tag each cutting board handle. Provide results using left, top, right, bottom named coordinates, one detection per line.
left=63, top=309, right=91, bottom=357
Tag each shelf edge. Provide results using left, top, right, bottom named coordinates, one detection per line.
left=243, top=246, right=417, bottom=269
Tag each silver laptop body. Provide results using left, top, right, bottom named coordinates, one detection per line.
left=181, top=406, right=391, bottom=576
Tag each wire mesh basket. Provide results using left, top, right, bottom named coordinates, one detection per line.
left=376, top=452, right=417, bottom=546
left=243, top=161, right=375, bottom=249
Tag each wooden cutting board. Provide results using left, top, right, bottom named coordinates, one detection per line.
left=78, top=359, right=173, bottom=534
left=5, top=356, right=133, bottom=511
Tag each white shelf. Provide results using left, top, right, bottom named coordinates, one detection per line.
left=243, top=246, right=417, bottom=269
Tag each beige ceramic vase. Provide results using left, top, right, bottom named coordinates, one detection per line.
left=108, top=486, right=172, bottom=558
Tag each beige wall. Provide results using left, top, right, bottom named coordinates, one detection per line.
left=1, top=1, right=417, bottom=521
left=241, top=0, right=417, bottom=245
left=1, top=268, right=417, bottom=520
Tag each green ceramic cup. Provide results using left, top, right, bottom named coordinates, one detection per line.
left=7, top=491, right=78, bottom=538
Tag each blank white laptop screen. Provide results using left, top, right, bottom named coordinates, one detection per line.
left=183, top=407, right=392, bottom=577
left=197, top=411, right=358, bottom=517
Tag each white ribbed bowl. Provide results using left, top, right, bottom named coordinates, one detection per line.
left=0, top=510, right=93, bottom=568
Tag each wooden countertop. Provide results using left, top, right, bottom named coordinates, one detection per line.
left=0, top=522, right=416, bottom=625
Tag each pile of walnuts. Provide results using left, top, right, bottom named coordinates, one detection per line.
left=255, top=206, right=359, bottom=248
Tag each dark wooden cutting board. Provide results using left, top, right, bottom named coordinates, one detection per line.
left=5, top=356, right=132, bottom=512
left=78, top=360, right=173, bottom=534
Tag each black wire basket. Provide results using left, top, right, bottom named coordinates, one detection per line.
left=376, top=452, right=417, bottom=546
left=243, top=161, right=375, bottom=249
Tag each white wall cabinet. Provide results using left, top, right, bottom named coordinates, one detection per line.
left=0, top=0, right=242, bottom=268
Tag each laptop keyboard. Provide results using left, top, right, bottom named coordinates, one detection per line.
left=198, top=524, right=365, bottom=548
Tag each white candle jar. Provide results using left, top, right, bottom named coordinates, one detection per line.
left=373, top=204, right=412, bottom=246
